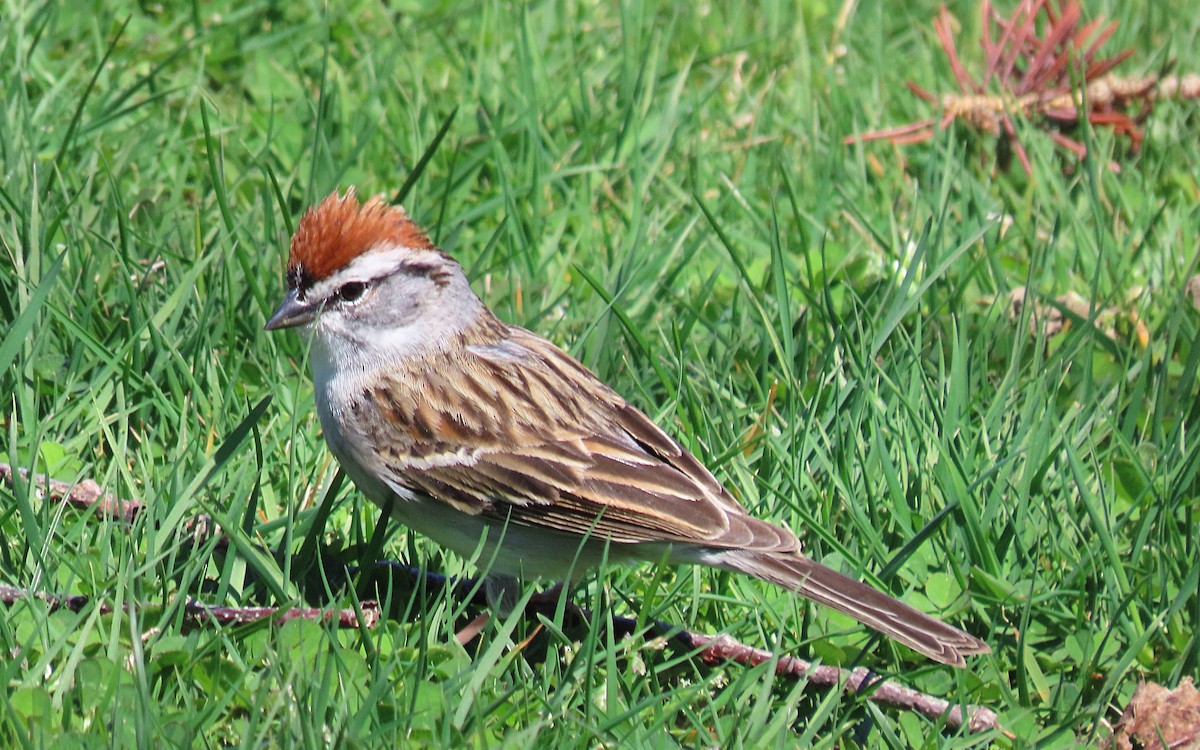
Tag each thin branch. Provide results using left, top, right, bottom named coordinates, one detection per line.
left=535, top=599, right=1003, bottom=734
left=672, top=631, right=1003, bottom=734
left=0, top=584, right=379, bottom=629
left=0, top=462, right=143, bottom=522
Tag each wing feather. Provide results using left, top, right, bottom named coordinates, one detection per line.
left=367, top=323, right=799, bottom=555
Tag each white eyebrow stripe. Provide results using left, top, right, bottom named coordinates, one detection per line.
left=341, top=247, right=410, bottom=281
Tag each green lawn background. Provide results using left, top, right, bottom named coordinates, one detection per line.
left=2, top=0, right=1198, bottom=746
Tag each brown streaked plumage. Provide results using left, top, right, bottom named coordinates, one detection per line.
left=266, top=189, right=991, bottom=668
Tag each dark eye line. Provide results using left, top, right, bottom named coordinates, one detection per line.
left=324, top=257, right=449, bottom=307
left=398, top=260, right=454, bottom=289
left=397, top=260, right=439, bottom=277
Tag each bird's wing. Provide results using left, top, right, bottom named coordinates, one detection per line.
left=368, top=326, right=797, bottom=554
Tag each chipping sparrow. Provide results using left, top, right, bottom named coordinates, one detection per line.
left=266, top=188, right=989, bottom=667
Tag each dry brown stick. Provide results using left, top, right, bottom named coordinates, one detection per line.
left=0, top=462, right=143, bottom=523
left=675, top=631, right=1001, bottom=734
left=182, top=599, right=380, bottom=628
left=506, top=591, right=1001, bottom=734
left=3, top=463, right=1000, bottom=733
left=0, top=461, right=225, bottom=542
left=0, top=584, right=379, bottom=629
left=848, top=73, right=1200, bottom=146
left=435, top=571, right=1002, bottom=733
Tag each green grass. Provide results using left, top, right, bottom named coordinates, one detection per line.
left=3, top=0, right=1199, bottom=745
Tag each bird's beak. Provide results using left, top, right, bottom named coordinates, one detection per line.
left=265, top=289, right=318, bottom=331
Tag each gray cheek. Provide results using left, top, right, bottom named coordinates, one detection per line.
left=361, top=276, right=434, bottom=329
left=329, top=295, right=419, bottom=337
left=375, top=295, right=423, bottom=329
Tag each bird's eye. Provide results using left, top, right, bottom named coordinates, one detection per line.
left=337, top=282, right=367, bottom=303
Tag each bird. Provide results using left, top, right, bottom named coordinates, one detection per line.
left=265, top=188, right=990, bottom=667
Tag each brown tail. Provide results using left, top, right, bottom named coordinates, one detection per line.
left=719, top=551, right=990, bottom=667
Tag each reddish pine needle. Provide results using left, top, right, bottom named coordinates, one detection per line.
left=845, top=0, right=1198, bottom=174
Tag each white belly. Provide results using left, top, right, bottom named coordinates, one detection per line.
left=386, top=494, right=643, bottom=581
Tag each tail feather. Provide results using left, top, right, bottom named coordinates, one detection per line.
left=719, top=551, right=990, bottom=667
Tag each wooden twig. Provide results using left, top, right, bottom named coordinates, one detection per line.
left=0, top=462, right=227, bottom=542
left=672, top=631, right=1000, bottom=733
left=2, top=462, right=1000, bottom=734
left=0, top=462, right=143, bottom=522
left=0, top=584, right=379, bottom=629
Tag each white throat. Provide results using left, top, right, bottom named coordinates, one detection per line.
left=308, top=281, right=486, bottom=415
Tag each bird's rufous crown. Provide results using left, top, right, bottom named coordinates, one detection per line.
left=288, top=188, right=436, bottom=284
